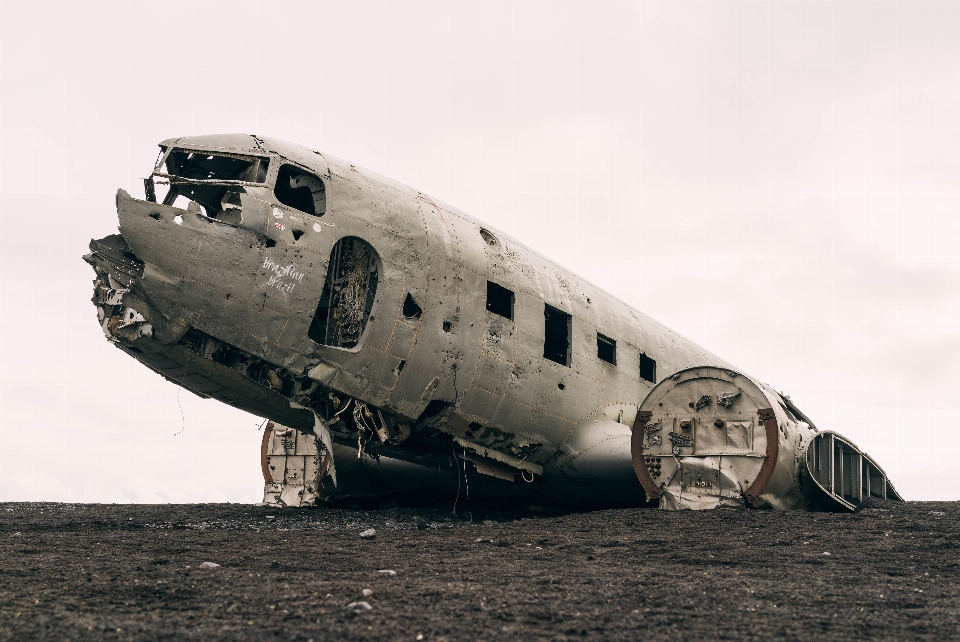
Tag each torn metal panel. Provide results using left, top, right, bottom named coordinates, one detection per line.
left=261, top=421, right=325, bottom=508
left=453, top=437, right=543, bottom=476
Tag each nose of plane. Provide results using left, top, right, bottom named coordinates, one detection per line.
left=114, top=188, right=328, bottom=355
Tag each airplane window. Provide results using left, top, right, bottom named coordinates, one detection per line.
left=275, top=164, right=326, bottom=216
left=597, top=333, right=616, bottom=365
left=640, top=353, right=657, bottom=383
left=486, top=281, right=514, bottom=320
left=543, top=305, right=571, bottom=367
left=402, top=293, right=422, bottom=319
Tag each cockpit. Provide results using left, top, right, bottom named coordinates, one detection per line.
left=145, top=147, right=326, bottom=224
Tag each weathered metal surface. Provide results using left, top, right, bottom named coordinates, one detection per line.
left=261, top=422, right=324, bottom=508
left=630, top=410, right=662, bottom=500
left=85, top=134, right=903, bottom=511
left=634, top=367, right=818, bottom=510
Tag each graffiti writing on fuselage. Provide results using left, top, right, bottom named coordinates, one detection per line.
left=262, top=257, right=304, bottom=294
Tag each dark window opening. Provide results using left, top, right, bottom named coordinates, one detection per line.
left=640, top=353, right=657, bottom=383
left=275, top=164, right=326, bottom=216
left=486, top=281, right=514, bottom=320
left=402, top=293, right=422, bottom=319
left=309, top=237, right=379, bottom=348
left=156, top=149, right=267, bottom=219
left=165, top=149, right=269, bottom=183
left=543, top=305, right=571, bottom=367
left=597, top=333, right=616, bottom=365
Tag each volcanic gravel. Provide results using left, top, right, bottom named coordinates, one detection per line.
left=1, top=500, right=957, bottom=641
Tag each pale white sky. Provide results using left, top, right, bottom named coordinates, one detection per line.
left=1, top=1, right=958, bottom=502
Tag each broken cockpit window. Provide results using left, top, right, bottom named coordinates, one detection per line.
left=167, top=149, right=269, bottom=183
left=274, top=165, right=326, bottom=216
left=148, top=149, right=270, bottom=222
left=309, top=237, right=380, bottom=348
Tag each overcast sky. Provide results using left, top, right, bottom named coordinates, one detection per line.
left=2, top=1, right=958, bottom=503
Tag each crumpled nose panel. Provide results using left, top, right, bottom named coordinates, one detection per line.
left=115, top=189, right=325, bottom=351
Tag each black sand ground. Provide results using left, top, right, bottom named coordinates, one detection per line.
left=1, top=500, right=957, bottom=641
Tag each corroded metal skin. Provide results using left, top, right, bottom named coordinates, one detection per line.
left=85, top=134, right=901, bottom=510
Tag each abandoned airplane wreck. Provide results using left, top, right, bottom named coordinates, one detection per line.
left=85, top=134, right=901, bottom=511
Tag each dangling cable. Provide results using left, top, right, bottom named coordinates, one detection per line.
left=452, top=441, right=461, bottom=516
left=173, top=360, right=189, bottom=436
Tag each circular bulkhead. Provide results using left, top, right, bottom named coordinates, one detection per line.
left=632, top=366, right=810, bottom=510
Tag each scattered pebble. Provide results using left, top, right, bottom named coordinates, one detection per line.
left=930, top=511, right=945, bottom=516
left=200, top=562, right=221, bottom=569
left=359, top=529, right=377, bottom=539
left=346, top=601, right=372, bottom=612
left=415, top=518, right=427, bottom=530
left=378, top=569, right=396, bottom=575
left=361, top=588, right=373, bottom=597
left=823, top=552, right=831, bottom=556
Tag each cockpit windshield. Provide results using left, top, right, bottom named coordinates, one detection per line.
left=165, top=149, right=269, bottom=183
left=147, top=148, right=270, bottom=222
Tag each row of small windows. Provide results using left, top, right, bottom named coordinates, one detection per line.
left=485, top=280, right=657, bottom=384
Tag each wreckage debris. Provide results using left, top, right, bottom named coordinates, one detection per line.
left=86, top=133, right=904, bottom=513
